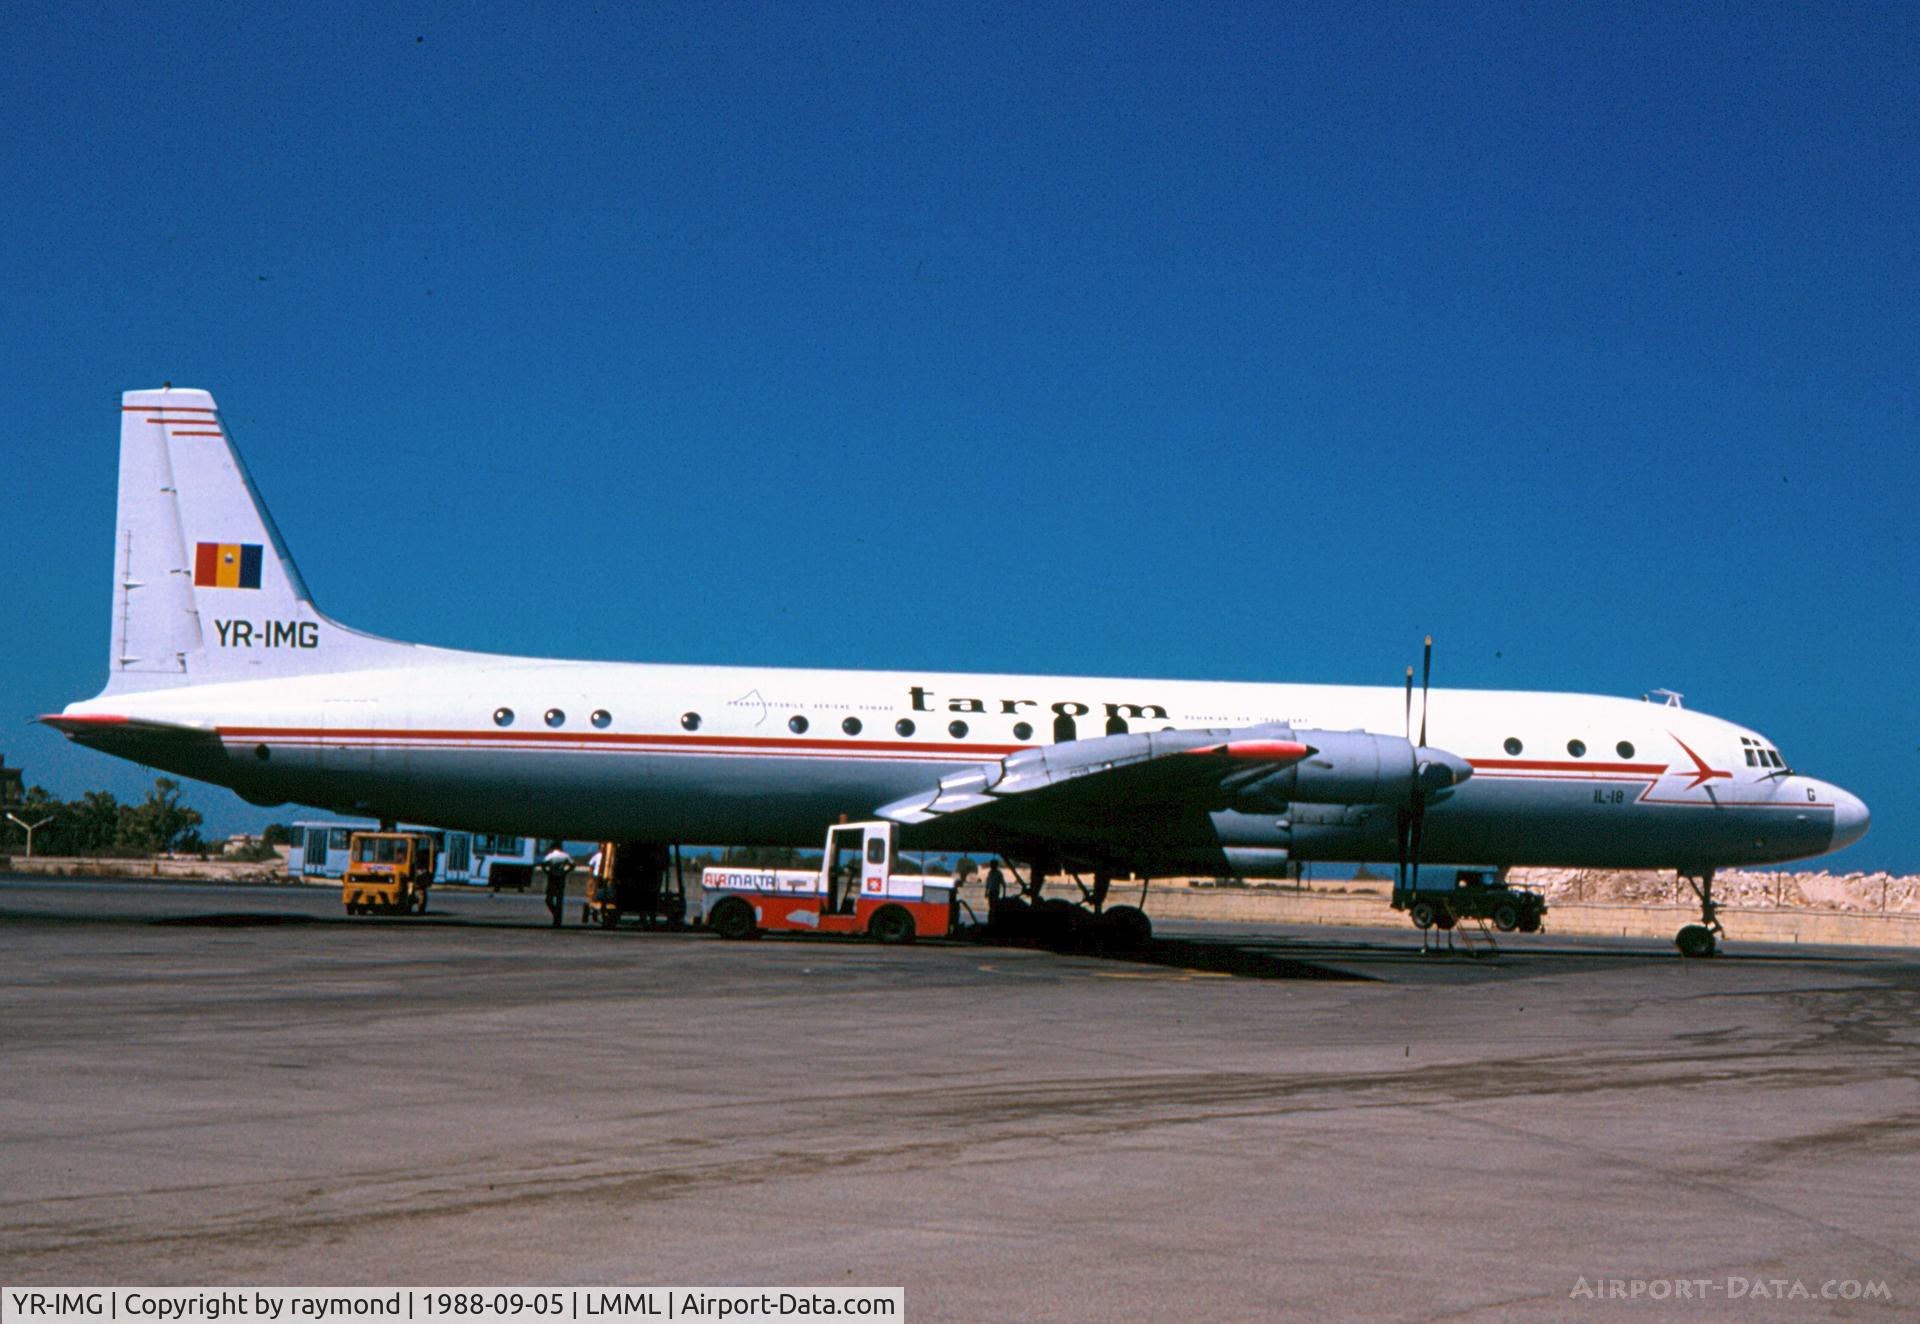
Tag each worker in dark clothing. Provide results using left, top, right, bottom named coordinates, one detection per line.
left=541, top=842, right=574, bottom=927
left=984, top=861, right=1007, bottom=905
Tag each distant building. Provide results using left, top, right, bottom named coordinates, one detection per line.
left=222, top=832, right=263, bottom=855
left=0, top=754, right=21, bottom=807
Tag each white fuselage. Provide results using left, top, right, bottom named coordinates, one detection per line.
left=59, top=655, right=1868, bottom=874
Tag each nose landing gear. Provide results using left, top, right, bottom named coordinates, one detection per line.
left=1676, top=869, right=1722, bottom=958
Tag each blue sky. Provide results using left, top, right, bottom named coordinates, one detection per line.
left=4, top=3, right=1913, bottom=870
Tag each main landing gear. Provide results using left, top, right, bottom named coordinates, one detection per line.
left=1676, top=869, right=1723, bottom=958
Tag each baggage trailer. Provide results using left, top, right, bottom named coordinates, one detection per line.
left=702, top=821, right=954, bottom=944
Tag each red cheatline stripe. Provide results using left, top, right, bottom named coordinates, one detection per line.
left=1469, top=758, right=1666, bottom=774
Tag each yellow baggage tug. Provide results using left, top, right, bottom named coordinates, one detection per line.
left=341, top=831, right=436, bottom=916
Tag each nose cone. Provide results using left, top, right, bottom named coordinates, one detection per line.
left=1829, top=787, right=1871, bottom=852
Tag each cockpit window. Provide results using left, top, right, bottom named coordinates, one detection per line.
left=1741, top=736, right=1787, bottom=770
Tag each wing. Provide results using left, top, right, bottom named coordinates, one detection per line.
left=876, top=724, right=1314, bottom=843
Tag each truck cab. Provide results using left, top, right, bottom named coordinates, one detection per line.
left=701, top=821, right=955, bottom=943
left=342, top=831, right=436, bottom=916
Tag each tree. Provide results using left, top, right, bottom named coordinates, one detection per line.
left=117, top=778, right=204, bottom=855
left=69, top=790, right=125, bottom=854
left=261, top=823, right=295, bottom=847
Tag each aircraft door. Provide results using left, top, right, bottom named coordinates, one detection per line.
left=321, top=700, right=377, bottom=775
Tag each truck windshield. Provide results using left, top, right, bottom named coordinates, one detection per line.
left=354, top=837, right=407, bottom=864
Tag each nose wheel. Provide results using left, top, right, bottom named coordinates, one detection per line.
left=1676, top=869, right=1722, bottom=957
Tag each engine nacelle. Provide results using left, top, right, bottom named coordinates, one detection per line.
left=1225, top=729, right=1472, bottom=812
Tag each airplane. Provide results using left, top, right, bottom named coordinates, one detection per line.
left=44, top=387, right=1869, bottom=954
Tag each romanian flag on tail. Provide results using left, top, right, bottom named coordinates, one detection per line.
left=194, top=542, right=263, bottom=589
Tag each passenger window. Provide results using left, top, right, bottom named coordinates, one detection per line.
left=681, top=712, right=701, bottom=731
left=1567, top=740, right=1586, bottom=758
left=493, top=707, right=515, bottom=727
left=1503, top=737, right=1522, bottom=755
left=866, top=838, right=886, bottom=865
left=843, top=717, right=862, bottom=735
left=789, top=715, right=809, bottom=734
left=1616, top=741, right=1635, bottom=759
left=591, top=710, right=611, bottom=728
left=1013, top=722, right=1033, bottom=741
left=949, top=720, right=969, bottom=738
left=896, top=719, right=916, bottom=737
left=545, top=708, right=565, bottom=727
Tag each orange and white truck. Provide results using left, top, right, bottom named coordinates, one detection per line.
left=701, top=820, right=955, bottom=944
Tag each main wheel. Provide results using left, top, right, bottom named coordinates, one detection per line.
left=1492, top=903, right=1520, bottom=932
left=1676, top=924, right=1717, bottom=958
left=868, top=904, right=916, bottom=945
left=1102, top=905, right=1152, bottom=950
left=986, top=896, right=1030, bottom=935
left=1034, top=899, right=1087, bottom=951
left=708, top=897, right=757, bottom=940
left=1408, top=901, right=1436, bottom=929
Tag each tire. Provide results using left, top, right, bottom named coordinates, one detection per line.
left=1517, top=914, right=1541, bottom=933
left=1676, top=924, right=1717, bottom=958
left=1102, top=905, right=1152, bottom=950
left=1492, top=903, right=1520, bottom=932
left=1034, top=899, right=1087, bottom=951
left=985, top=897, right=1032, bottom=942
left=1408, top=901, right=1436, bottom=929
left=1433, top=908, right=1457, bottom=930
left=709, top=897, right=757, bottom=941
left=869, top=905, right=915, bottom=945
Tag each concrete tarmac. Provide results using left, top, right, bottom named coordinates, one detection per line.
left=3, top=878, right=1917, bottom=1321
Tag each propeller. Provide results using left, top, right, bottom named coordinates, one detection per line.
left=1399, top=635, right=1437, bottom=896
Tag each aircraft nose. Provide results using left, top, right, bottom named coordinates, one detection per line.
left=1829, top=786, right=1871, bottom=851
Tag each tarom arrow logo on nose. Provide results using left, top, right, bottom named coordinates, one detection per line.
left=1669, top=734, right=1733, bottom=789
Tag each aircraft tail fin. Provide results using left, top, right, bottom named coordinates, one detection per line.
left=104, top=388, right=423, bottom=692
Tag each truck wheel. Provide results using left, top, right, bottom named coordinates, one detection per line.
left=1676, top=924, right=1717, bottom=958
left=1433, top=908, right=1457, bottom=930
left=1518, top=913, right=1541, bottom=933
left=1408, top=901, right=1436, bottom=929
left=869, top=905, right=916, bottom=945
left=709, top=898, right=757, bottom=941
left=1102, top=905, right=1152, bottom=950
left=1492, top=903, right=1520, bottom=932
